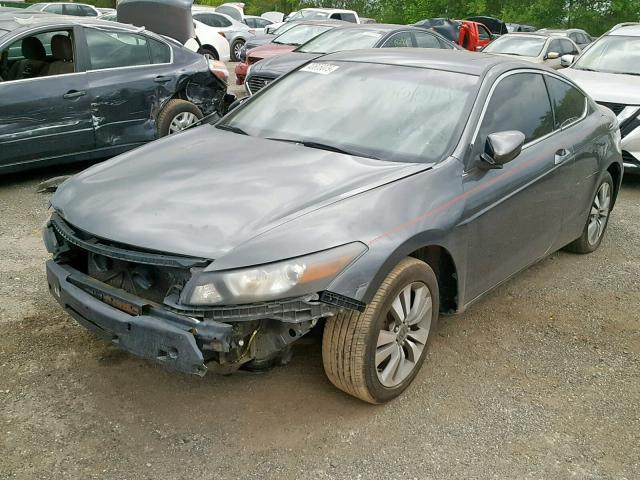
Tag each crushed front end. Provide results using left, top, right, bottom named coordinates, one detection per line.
left=43, top=213, right=353, bottom=375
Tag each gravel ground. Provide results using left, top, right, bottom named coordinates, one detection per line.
left=0, top=71, right=639, bottom=479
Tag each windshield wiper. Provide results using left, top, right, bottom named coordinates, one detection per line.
left=216, top=124, right=248, bottom=135
left=266, top=137, right=380, bottom=160
left=186, top=111, right=220, bottom=130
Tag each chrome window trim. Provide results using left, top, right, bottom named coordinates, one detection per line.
left=0, top=71, right=86, bottom=86
left=471, top=69, right=589, bottom=152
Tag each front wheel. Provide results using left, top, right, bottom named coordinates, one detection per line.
left=231, top=39, right=245, bottom=62
left=322, top=257, right=439, bottom=404
left=156, top=99, right=203, bottom=137
left=564, top=172, right=613, bottom=254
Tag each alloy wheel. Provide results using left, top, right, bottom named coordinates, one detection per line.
left=587, top=182, right=611, bottom=245
left=234, top=41, right=244, bottom=61
left=375, top=282, right=432, bottom=388
left=168, top=112, right=199, bottom=134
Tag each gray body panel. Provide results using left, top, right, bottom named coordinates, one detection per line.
left=51, top=50, right=622, bottom=314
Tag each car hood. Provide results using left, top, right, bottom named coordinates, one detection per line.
left=252, top=51, right=318, bottom=75
left=561, top=68, right=640, bottom=104
left=52, top=126, right=430, bottom=260
left=247, top=43, right=295, bottom=60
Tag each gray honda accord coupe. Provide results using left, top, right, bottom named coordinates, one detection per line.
left=44, top=49, right=622, bottom=403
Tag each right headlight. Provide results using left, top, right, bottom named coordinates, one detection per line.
left=186, top=242, right=367, bottom=306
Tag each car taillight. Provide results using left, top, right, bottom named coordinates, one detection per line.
left=208, top=59, right=229, bottom=83
left=218, top=31, right=226, bottom=38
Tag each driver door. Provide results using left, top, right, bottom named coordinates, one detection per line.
left=0, top=27, right=94, bottom=169
left=461, top=72, right=572, bottom=301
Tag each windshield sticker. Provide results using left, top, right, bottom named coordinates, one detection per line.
left=300, top=63, right=340, bottom=75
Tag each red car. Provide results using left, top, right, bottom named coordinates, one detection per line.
left=235, top=21, right=344, bottom=84
left=459, top=20, right=493, bottom=51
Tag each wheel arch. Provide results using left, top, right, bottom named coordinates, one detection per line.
left=199, top=44, right=220, bottom=60
left=362, top=235, right=461, bottom=314
left=606, top=161, right=622, bottom=208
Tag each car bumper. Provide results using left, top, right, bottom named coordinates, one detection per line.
left=234, top=62, right=248, bottom=84
left=621, top=126, right=640, bottom=174
left=46, top=260, right=234, bottom=376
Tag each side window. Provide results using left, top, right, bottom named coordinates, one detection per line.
left=244, top=18, right=256, bottom=28
left=547, top=39, right=561, bottom=56
left=340, top=13, right=358, bottom=23
left=85, top=29, right=151, bottom=70
left=561, top=39, right=578, bottom=54
left=545, top=76, right=586, bottom=129
left=413, top=31, right=440, bottom=49
left=255, top=18, right=271, bottom=28
left=213, top=13, right=232, bottom=28
left=63, top=4, right=83, bottom=16
left=478, top=73, right=554, bottom=145
left=382, top=32, right=413, bottom=48
left=44, top=4, right=63, bottom=14
left=79, top=5, right=98, bottom=17
left=1, top=30, right=74, bottom=81
left=149, top=38, right=171, bottom=64
left=478, top=26, right=491, bottom=41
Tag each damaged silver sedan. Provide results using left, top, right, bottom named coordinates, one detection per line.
left=0, top=9, right=231, bottom=173
left=44, top=49, right=622, bottom=403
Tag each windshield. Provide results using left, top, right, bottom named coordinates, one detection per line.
left=272, top=22, right=299, bottom=35
left=219, top=62, right=478, bottom=163
left=273, top=24, right=334, bottom=46
left=297, top=28, right=383, bottom=54
left=573, top=35, right=640, bottom=75
left=290, top=10, right=330, bottom=21
left=483, top=35, right=546, bottom=57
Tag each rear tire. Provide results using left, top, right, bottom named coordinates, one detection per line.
left=156, top=99, right=203, bottom=137
left=564, top=172, right=613, bottom=254
left=231, top=39, right=245, bottom=62
left=322, top=257, right=439, bottom=404
left=199, top=47, right=219, bottom=61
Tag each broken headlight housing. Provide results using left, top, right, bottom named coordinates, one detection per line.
left=187, top=242, right=367, bottom=305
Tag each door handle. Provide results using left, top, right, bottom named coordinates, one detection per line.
left=63, top=90, right=86, bottom=100
left=554, top=148, right=573, bottom=165
left=154, top=76, right=172, bottom=83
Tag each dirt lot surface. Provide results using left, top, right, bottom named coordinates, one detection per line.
left=0, top=72, right=639, bottom=479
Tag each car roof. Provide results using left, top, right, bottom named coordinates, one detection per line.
left=0, top=9, right=152, bottom=36
left=300, top=8, right=355, bottom=14
left=327, top=23, right=423, bottom=33
left=319, top=48, right=534, bottom=76
left=610, top=24, right=640, bottom=36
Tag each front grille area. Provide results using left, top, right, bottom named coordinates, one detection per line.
left=621, top=116, right=640, bottom=138
left=598, top=101, right=627, bottom=116
left=50, top=214, right=198, bottom=304
left=622, top=151, right=639, bottom=167
left=247, top=75, right=275, bottom=94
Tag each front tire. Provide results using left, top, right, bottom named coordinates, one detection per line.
left=564, top=172, right=613, bottom=254
left=199, top=47, right=219, bottom=61
left=322, top=257, right=439, bottom=404
left=156, top=99, right=203, bottom=137
left=231, top=39, right=245, bottom=62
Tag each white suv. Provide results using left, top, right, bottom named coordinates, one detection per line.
left=561, top=23, right=640, bottom=173
left=265, top=8, right=360, bottom=34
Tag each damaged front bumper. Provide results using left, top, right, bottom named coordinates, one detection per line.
left=46, top=260, right=341, bottom=375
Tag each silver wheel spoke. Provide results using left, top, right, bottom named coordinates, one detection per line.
left=377, top=329, right=396, bottom=347
left=376, top=280, right=432, bottom=388
left=407, top=327, right=429, bottom=346
left=379, top=345, right=402, bottom=385
left=404, top=339, right=422, bottom=363
left=587, top=182, right=611, bottom=246
left=390, top=297, right=405, bottom=323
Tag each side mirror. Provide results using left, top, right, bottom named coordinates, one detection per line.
left=479, top=131, right=525, bottom=169
left=560, top=54, right=575, bottom=67
left=546, top=51, right=560, bottom=60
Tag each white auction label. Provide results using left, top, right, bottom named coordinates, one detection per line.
left=300, top=63, right=340, bottom=75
